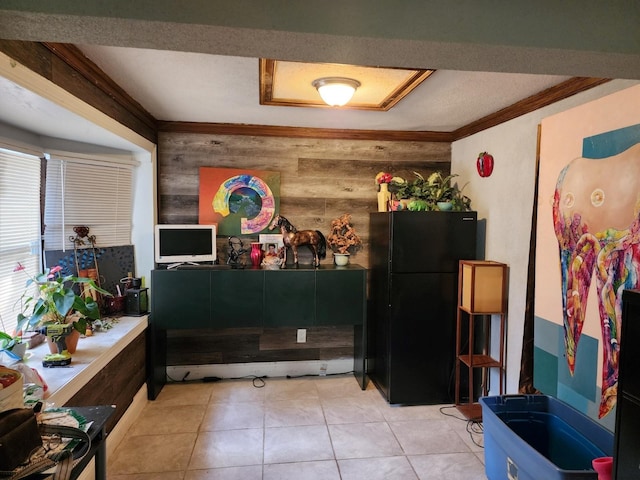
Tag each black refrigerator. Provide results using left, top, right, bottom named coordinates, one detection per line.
left=614, top=289, right=640, bottom=478
left=368, top=211, right=477, bottom=404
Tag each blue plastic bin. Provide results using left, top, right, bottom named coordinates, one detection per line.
left=480, top=395, right=613, bottom=480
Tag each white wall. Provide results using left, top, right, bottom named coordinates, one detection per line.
left=451, top=79, right=640, bottom=394
left=131, top=148, right=156, bottom=288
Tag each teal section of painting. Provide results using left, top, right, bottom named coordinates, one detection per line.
left=534, top=315, right=559, bottom=354
left=534, top=316, right=601, bottom=421
left=533, top=346, right=558, bottom=396
left=557, top=330, right=597, bottom=401
left=582, top=123, right=640, bottom=158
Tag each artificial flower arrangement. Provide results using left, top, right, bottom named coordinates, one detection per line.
left=14, top=263, right=110, bottom=335
left=375, top=171, right=393, bottom=186
left=327, top=213, right=362, bottom=254
left=376, top=171, right=408, bottom=193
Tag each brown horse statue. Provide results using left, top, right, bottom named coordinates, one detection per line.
left=268, top=215, right=327, bottom=268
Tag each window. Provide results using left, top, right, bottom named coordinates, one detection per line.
left=0, top=146, right=136, bottom=334
left=44, top=153, right=134, bottom=250
left=0, top=148, right=42, bottom=335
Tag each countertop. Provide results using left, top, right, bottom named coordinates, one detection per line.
left=20, top=315, right=148, bottom=406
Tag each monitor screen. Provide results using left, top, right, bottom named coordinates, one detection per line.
left=154, top=224, right=217, bottom=264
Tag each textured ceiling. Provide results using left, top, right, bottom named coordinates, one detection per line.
left=75, top=45, right=571, bottom=132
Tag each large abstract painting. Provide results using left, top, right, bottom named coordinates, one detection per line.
left=535, top=85, right=640, bottom=420
left=199, top=167, right=280, bottom=236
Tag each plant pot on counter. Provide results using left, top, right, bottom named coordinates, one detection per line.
left=46, top=327, right=81, bottom=354
left=333, top=253, right=350, bottom=266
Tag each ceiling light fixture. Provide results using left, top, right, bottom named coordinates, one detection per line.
left=312, top=77, right=361, bottom=107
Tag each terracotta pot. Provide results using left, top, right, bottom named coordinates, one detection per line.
left=46, top=327, right=80, bottom=354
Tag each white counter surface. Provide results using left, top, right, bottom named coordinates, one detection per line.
left=20, top=315, right=148, bottom=406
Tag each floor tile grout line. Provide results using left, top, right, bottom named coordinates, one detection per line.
left=109, top=377, right=488, bottom=478
left=262, top=382, right=266, bottom=479
left=318, top=382, right=344, bottom=479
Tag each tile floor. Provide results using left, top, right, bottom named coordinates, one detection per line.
left=109, top=375, right=487, bottom=479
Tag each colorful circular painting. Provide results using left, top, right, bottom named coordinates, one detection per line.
left=212, top=174, right=276, bottom=234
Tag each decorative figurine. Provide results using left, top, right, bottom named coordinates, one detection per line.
left=227, top=236, right=248, bottom=266
left=268, top=215, right=326, bottom=268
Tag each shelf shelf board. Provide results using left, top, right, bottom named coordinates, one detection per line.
left=455, top=402, right=483, bottom=420
left=458, top=354, right=501, bottom=368
left=458, top=305, right=504, bottom=315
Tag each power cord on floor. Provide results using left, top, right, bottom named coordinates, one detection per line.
left=439, top=405, right=484, bottom=449
left=203, top=374, right=267, bottom=388
left=467, top=419, right=484, bottom=448
left=285, top=370, right=354, bottom=379
left=169, top=370, right=354, bottom=388
left=166, top=370, right=191, bottom=382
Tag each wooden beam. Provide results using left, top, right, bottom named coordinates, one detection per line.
left=157, top=121, right=455, bottom=142
left=42, top=42, right=158, bottom=138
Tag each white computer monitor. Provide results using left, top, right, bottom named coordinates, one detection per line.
left=154, top=224, right=217, bottom=266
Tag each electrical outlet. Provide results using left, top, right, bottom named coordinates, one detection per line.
left=297, top=328, right=307, bottom=343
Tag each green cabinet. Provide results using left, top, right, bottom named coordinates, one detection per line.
left=152, top=266, right=366, bottom=329
left=151, top=269, right=211, bottom=329
left=316, top=269, right=365, bottom=326
left=148, top=265, right=368, bottom=399
left=264, top=270, right=316, bottom=327
left=211, top=269, right=264, bottom=327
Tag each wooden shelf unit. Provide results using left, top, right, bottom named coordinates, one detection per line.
left=455, top=260, right=507, bottom=420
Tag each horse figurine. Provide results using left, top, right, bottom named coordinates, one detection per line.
left=269, top=215, right=327, bottom=268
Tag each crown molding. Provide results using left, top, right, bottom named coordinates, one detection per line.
left=451, top=77, right=611, bottom=141
left=157, top=121, right=454, bottom=142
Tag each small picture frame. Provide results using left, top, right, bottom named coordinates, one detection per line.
left=259, top=233, right=284, bottom=250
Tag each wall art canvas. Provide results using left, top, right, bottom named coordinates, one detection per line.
left=198, top=167, right=280, bottom=236
left=535, top=85, right=640, bottom=420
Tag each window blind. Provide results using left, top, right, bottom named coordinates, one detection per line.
left=0, top=148, right=42, bottom=335
left=44, top=156, right=133, bottom=250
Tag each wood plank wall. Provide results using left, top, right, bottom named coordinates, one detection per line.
left=158, top=132, right=451, bottom=366
left=66, top=332, right=146, bottom=432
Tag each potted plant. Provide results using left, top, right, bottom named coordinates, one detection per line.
left=327, top=213, right=362, bottom=265
left=389, top=171, right=472, bottom=212
left=426, top=171, right=472, bottom=211
left=14, top=263, right=110, bottom=354
left=388, top=172, right=435, bottom=211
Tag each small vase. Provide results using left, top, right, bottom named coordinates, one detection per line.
left=377, top=183, right=391, bottom=212
left=47, top=327, right=80, bottom=354
left=592, top=457, right=613, bottom=480
left=250, top=242, right=263, bottom=267
left=437, top=201, right=453, bottom=211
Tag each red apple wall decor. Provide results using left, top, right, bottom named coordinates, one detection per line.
left=477, top=151, right=494, bottom=177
